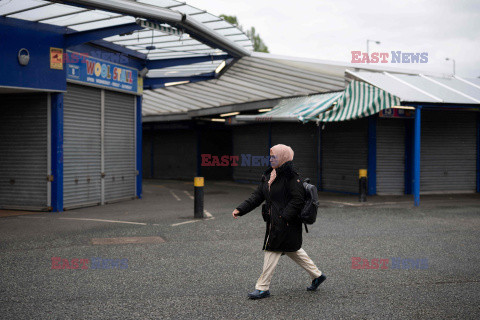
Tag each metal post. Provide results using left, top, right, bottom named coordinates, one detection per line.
left=359, top=169, right=367, bottom=202
left=194, top=177, right=204, bottom=218
left=51, top=93, right=64, bottom=212
left=413, top=107, right=422, bottom=206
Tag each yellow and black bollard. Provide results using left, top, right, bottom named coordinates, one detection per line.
left=359, top=169, right=367, bottom=202
left=194, top=177, right=204, bottom=219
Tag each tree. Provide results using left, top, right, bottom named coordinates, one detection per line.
left=220, top=14, right=269, bottom=53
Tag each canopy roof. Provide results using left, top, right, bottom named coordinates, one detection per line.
left=142, top=53, right=347, bottom=118
left=1, top=0, right=253, bottom=76
left=348, top=70, right=480, bottom=104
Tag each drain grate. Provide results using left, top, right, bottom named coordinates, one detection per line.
left=91, top=236, right=166, bottom=245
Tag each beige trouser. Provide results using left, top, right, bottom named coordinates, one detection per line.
left=255, top=248, right=322, bottom=291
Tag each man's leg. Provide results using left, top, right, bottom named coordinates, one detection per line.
left=255, top=250, right=283, bottom=291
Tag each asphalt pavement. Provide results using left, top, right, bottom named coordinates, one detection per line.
left=1, top=179, right=479, bottom=319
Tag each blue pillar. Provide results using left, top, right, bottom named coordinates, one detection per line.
left=367, top=116, right=377, bottom=195
left=136, top=95, right=143, bottom=199
left=477, top=112, right=480, bottom=193
left=51, top=93, right=64, bottom=212
left=413, top=107, right=422, bottom=206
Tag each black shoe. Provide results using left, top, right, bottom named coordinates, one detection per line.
left=307, top=274, right=326, bottom=291
left=248, top=289, right=271, bottom=300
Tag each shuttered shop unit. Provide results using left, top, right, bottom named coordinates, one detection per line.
left=0, top=94, right=48, bottom=210
left=271, top=123, right=318, bottom=186
left=376, top=118, right=405, bottom=195
left=64, top=84, right=137, bottom=209
left=322, top=119, right=368, bottom=193
left=104, top=90, right=136, bottom=202
left=421, top=111, right=476, bottom=193
left=233, top=124, right=270, bottom=182
left=63, top=85, right=102, bottom=209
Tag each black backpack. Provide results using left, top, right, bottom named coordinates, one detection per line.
left=300, top=178, right=319, bottom=233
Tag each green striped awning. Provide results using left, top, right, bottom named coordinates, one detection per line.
left=317, top=80, right=401, bottom=122
left=235, top=91, right=342, bottom=122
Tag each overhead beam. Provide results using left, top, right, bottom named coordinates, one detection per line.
left=146, top=54, right=230, bottom=69
left=90, top=39, right=147, bottom=61
left=56, top=0, right=250, bottom=58
left=143, top=73, right=216, bottom=89
left=65, top=22, right=143, bottom=48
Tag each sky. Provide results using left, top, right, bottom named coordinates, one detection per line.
left=185, top=0, right=480, bottom=78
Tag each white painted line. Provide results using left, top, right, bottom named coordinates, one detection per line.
left=17, top=216, right=46, bottom=219
left=324, top=200, right=360, bottom=207
left=170, top=190, right=181, bottom=201
left=183, top=190, right=194, bottom=200
left=58, top=217, right=147, bottom=225
left=171, top=220, right=199, bottom=227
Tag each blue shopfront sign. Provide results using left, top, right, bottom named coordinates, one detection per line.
left=66, top=51, right=138, bottom=94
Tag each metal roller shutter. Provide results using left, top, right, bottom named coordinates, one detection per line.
left=271, top=123, right=318, bottom=186
left=153, top=129, right=197, bottom=180
left=322, top=119, right=368, bottom=193
left=63, top=84, right=102, bottom=209
left=377, top=119, right=405, bottom=195
left=0, top=94, right=48, bottom=210
left=233, top=124, right=270, bottom=182
left=421, top=111, right=476, bottom=193
left=104, top=90, right=136, bottom=202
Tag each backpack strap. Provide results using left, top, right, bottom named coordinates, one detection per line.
left=304, top=223, right=309, bottom=233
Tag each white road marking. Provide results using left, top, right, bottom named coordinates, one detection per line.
left=171, top=220, right=199, bottom=227
left=323, top=200, right=360, bottom=206
left=17, top=216, right=46, bottom=219
left=169, top=190, right=181, bottom=201
left=58, top=217, right=147, bottom=225
left=183, top=190, right=194, bottom=200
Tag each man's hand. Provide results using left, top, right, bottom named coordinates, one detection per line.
left=232, top=209, right=240, bottom=219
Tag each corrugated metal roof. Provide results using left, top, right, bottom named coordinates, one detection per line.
left=142, top=53, right=346, bottom=117
left=347, top=70, right=480, bottom=104
left=1, top=0, right=253, bottom=76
